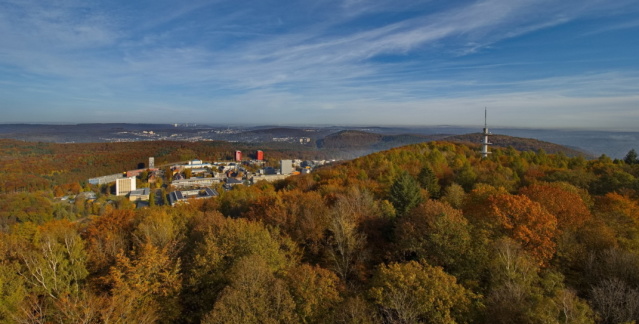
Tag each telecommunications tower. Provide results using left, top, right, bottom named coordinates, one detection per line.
left=480, top=108, right=492, bottom=158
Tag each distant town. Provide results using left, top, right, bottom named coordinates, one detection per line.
left=86, top=150, right=335, bottom=208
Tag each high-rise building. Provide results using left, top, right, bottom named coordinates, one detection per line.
left=235, top=150, right=242, bottom=161
left=149, top=157, right=155, bottom=168
left=280, top=160, right=293, bottom=174
left=116, top=176, right=137, bottom=196
left=256, top=150, right=264, bottom=161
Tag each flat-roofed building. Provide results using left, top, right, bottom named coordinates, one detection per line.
left=126, top=168, right=159, bottom=178
left=182, top=160, right=212, bottom=169
left=190, top=168, right=209, bottom=175
left=88, top=173, right=124, bottom=185
left=250, top=174, right=290, bottom=183
left=171, top=177, right=221, bottom=188
left=169, top=187, right=218, bottom=206
left=129, top=188, right=151, bottom=201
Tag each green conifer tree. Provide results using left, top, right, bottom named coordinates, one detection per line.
left=624, top=149, right=638, bottom=165
left=417, top=165, right=441, bottom=198
left=389, top=171, right=423, bottom=217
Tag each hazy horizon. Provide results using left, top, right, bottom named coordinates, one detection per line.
left=2, top=122, right=639, bottom=133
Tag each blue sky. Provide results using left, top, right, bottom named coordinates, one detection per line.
left=1, top=0, right=638, bottom=129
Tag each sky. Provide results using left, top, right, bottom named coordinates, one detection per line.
left=0, top=0, right=638, bottom=129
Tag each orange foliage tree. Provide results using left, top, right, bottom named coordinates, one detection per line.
left=487, top=194, right=558, bottom=265
left=520, top=182, right=592, bottom=231
left=83, top=209, right=137, bottom=274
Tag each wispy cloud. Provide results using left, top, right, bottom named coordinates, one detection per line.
left=584, top=19, right=639, bottom=35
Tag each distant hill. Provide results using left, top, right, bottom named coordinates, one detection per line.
left=315, top=130, right=592, bottom=159
left=317, top=130, right=450, bottom=148
left=444, top=133, right=592, bottom=158
left=317, top=130, right=383, bottom=149
left=314, top=130, right=449, bottom=158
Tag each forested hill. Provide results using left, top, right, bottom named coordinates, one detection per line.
left=445, top=133, right=592, bottom=158
left=316, top=130, right=448, bottom=151
left=316, top=130, right=590, bottom=158
left=2, top=140, right=639, bottom=322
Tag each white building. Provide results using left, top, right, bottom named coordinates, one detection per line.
left=171, top=177, right=221, bottom=189
left=280, top=160, right=293, bottom=175
left=169, top=188, right=219, bottom=206
left=182, top=159, right=213, bottom=169
left=116, top=176, right=136, bottom=196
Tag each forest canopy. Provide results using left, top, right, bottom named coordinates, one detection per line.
left=1, top=140, right=639, bottom=323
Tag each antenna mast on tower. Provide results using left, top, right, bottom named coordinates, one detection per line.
left=480, top=108, right=492, bottom=158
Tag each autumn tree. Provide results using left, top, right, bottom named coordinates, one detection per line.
left=0, top=234, right=27, bottom=323
left=187, top=215, right=298, bottom=321
left=519, top=182, right=592, bottom=231
left=462, top=183, right=508, bottom=220
left=133, top=208, right=184, bottom=257
left=583, top=248, right=639, bottom=296
left=245, top=189, right=331, bottom=259
left=149, top=190, right=156, bottom=207
left=593, top=192, right=639, bottom=251
left=455, top=163, right=477, bottom=191
left=102, top=243, right=182, bottom=323
left=333, top=296, right=379, bottom=324
left=83, top=209, right=136, bottom=274
left=590, top=278, right=639, bottom=324
left=326, top=197, right=367, bottom=281
left=395, top=200, right=483, bottom=281
left=369, top=260, right=475, bottom=324
left=15, top=221, right=88, bottom=300
left=217, top=185, right=264, bottom=218
left=50, top=291, right=107, bottom=324
left=441, top=183, right=465, bottom=209
left=285, top=264, right=342, bottom=323
left=5, top=221, right=90, bottom=322
left=330, top=187, right=395, bottom=267
left=491, top=194, right=558, bottom=264
left=202, top=255, right=298, bottom=324
left=486, top=238, right=594, bottom=324
left=465, top=187, right=558, bottom=265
